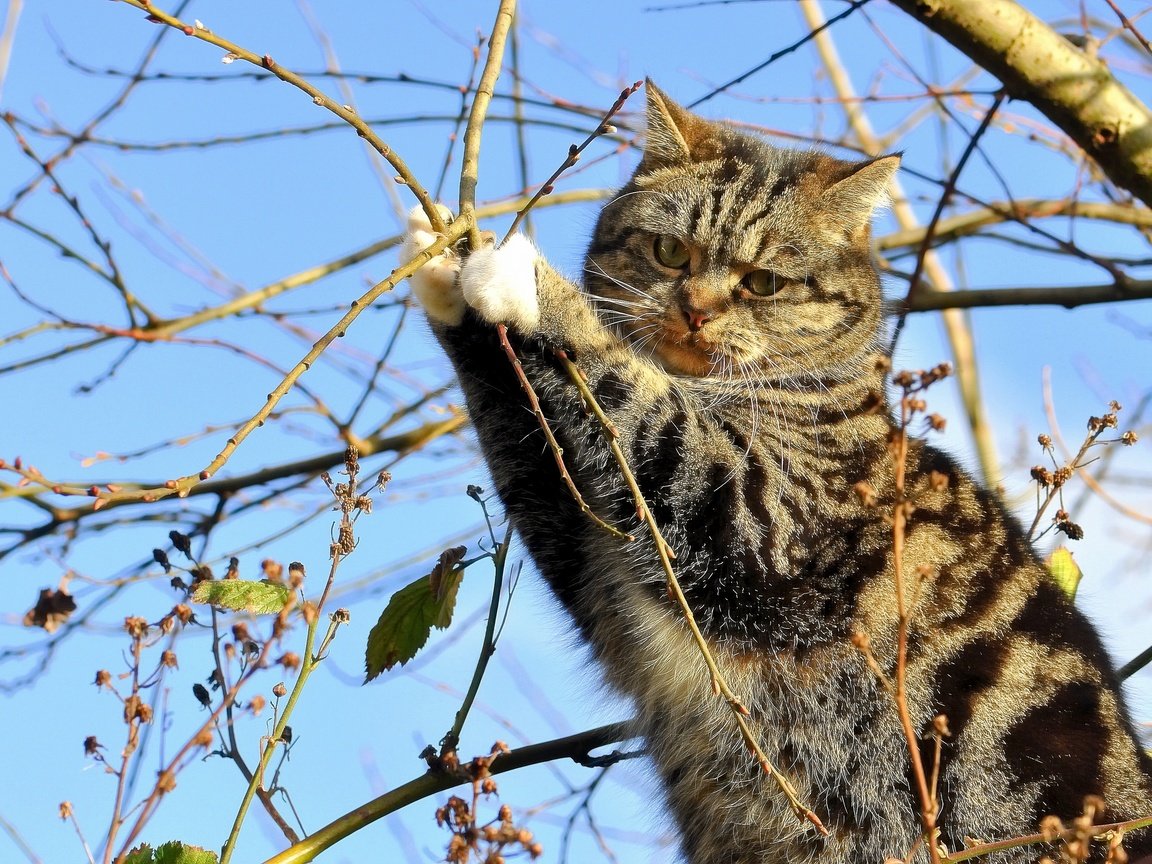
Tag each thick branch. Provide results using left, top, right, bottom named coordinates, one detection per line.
left=890, top=0, right=1152, bottom=206
left=261, top=721, right=634, bottom=864
left=905, top=279, right=1152, bottom=311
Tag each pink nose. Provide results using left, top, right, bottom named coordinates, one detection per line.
left=683, top=305, right=712, bottom=332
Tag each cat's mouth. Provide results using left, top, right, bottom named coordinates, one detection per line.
left=651, top=330, right=728, bottom=376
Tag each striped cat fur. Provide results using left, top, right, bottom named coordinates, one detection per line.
left=403, top=82, right=1152, bottom=863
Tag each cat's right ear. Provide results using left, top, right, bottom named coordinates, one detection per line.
left=640, top=80, right=717, bottom=170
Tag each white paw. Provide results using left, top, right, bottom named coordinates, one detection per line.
left=401, top=204, right=464, bottom=326
left=460, top=233, right=540, bottom=333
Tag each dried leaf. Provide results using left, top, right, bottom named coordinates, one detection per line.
left=23, top=588, right=77, bottom=633
left=364, top=552, right=467, bottom=682
left=430, top=546, right=467, bottom=599
left=191, top=580, right=293, bottom=615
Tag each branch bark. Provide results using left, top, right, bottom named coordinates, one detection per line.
left=261, top=722, right=634, bottom=864
left=905, top=278, right=1152, bottom=311
left=889, top=0, right=1152, bottom=207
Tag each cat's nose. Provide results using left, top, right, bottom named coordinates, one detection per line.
left=682, top=304, right=713, bottom=332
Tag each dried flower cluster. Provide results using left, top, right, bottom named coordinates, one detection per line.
left=1038, top=796, right=1131, bottom=864
left=1028, top=401, right=1140, bottom=542
left=434, top=742, right=542, bottom=864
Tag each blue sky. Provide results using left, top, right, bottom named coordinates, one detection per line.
left=1, top=2, right=1150, bottom=863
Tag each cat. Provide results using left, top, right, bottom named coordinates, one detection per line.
left=402, top=81, right=1152, bottom=863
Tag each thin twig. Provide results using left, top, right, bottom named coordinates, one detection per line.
left=687, top=0, right=871, bottom=107
left=889, top=378, right=942, bottom=864
left=502, top=80, right=642, bottom=242
left=799, top=0, right=999, bottom=490
left=554, top=350, right=827, bottom=836
left=459, top=0, right=518, bottom=250
left=439, top=521, right=513, bottom=758
left=109, top=0, right=443, bottom=233
left=895, top=90, right=1007, bottom=337
left=944, top=812, right=1152, bottom=863
left=495, top=325, right=633, bottom=541
left=1102, top=0, right=1152, bottom=56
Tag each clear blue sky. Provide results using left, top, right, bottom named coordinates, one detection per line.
left=1, top=2, right=1150, bottom=863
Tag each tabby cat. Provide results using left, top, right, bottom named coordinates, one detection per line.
left=403, top=82, right=1152, bottom=863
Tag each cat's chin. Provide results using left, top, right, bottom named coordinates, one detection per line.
left=650, top=340, right=723, bottom=377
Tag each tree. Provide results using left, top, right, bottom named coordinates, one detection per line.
left=1, top=1, right=1150, bottom=862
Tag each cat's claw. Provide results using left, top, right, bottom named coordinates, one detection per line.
left=460, top=233, right=540, bottom=334
left=402, top=204, right=465, bottom=326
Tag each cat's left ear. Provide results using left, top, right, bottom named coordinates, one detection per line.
left=640, top=79, right=722, bottom=170
left=820, top=154, right=901, bottom=233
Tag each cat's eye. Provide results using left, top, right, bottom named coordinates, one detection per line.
left=743, top=270, right=781, bottom=297
left=653, top=235, right=690, bottom=269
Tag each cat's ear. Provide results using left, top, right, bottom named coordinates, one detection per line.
left=641, top=80, right=719, bottom=169
left=820, top=154, right=901, bottom=233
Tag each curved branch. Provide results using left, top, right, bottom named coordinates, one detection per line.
left=890, top=0, right=1152, bottom=206
left=261, top=721, right=635, bottom=864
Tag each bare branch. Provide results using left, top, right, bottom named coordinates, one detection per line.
left=890, top=0, right=1152, bottom=206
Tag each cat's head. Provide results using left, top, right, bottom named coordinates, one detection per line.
left=585, top=81, right=898, bottom=382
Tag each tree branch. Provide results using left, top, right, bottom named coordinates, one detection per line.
left=260, top=721, right=635, bottom=864
left=904, top=278, right=1152, bottom=311
left=889, top=0, right=1152, bottom=206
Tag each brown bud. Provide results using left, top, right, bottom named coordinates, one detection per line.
left=288, top=562, right=305, bottom=588
left=1037, top=433, right=1053, bottom=449
left=156, top=769, right=176, bottom=794
left=249, top=695, right=266, bottom=716
left=278, top=652, right=300, bottom=671
left=192, top=683, right=211, bottom=708
left=173, top=603, right=193, bottom=623
left=124, top=616, right=149, bottom=639
left=84, top=735, right=102, bottom=756
left=94, top=669, right=112, bottom=688
left=273, top=682, right=288, bottom=698
left=1039, top=814, right=1064, bottom=841
left=1082, top=794, right=1106, bottom=819
left=59, top=801, right=73, bottom=820
left=892, top=369, right=916, bottom=388
left=160, top=650, right=178, bottom=669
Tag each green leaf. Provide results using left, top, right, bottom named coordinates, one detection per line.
left=125, top=842, right=218, bottom=864
left=364, top=546, right=467, bottom=681
left=1047, top=546, right=1082, bottom=600
left=191, top=579, right=293, bottom=615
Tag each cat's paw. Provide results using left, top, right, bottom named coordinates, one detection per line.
left=460, top=233, right=540, bottom=333
left=401, top=204, right=464, bottom=326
